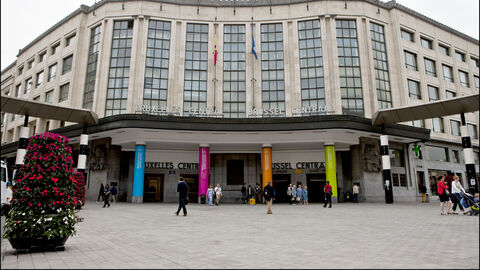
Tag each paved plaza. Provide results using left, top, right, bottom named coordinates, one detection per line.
left=1, top=200, right=479, bottom=269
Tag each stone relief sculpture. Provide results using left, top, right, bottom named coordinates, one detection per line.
left=363, top=144, right=381, bottom=172
left=89, top=144, right=107, bottom=170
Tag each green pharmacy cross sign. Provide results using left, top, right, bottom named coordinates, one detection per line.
left=412, top=144, right=421, bottom=157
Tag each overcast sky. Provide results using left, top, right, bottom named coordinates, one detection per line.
left=1, top=0, right=479, bottom=70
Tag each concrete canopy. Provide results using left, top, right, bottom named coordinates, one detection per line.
left=372, top=93, right=479, bottom=126
left=1, top=95, right=98, bottom=125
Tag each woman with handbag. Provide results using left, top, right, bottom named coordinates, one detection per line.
left=437, top=176, right=452, bottom=215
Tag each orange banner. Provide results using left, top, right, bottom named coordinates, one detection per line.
left=262, top=147, right=272, bottom=189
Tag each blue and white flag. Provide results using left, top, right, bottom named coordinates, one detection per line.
left=251, top=30, right=258, bottom=60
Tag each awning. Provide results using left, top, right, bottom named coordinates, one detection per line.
left=372, top=93, right=479, bottom=126
left=1, top=95, right=98, bottom=125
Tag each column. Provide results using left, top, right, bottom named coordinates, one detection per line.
left=198, top=144, right=210, bottom=202
left=380, top=135, right=394, bottom=203
left=77, top=134, right=88, bottom=173
left=15, top=116, right=30, bottom=169
left=132, top=142, right=146, bottom=203
left=324, top=144, right=338, bottom=198
left=261, top=144, right=272, bottom=189
left=461, top=113, right=478, bottom=192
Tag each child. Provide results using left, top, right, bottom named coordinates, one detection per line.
left=303, top=185, right=309, bottom=205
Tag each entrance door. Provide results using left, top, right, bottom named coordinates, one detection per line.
left=416, top=171, right=425, bottom=194
left=144, top=174, right=164, bottom=202
left=181, top=174, right=198, bottom=203
left=307, top=173, right=326, bottom=203
left=272, top=174, right=291, bottom=203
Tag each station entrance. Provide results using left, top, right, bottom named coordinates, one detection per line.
left=307, top=173, right=326, bottom=203
left=272, top=174, right=291, bottom=203
left=144, top=174, right=164, bottom=202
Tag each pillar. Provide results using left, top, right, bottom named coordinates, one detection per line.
left=380, top=135, right=394, bottom=204
left=461, top=113, right=478, bottom=192
left=324, top=144, right=338, bottom=197
left=198, top=144, right=210, bottom=202
left=261, top=144, right=272, bottom=189
left=15, top=115, right=30, bottom=169
left=77, top=134, right=88, bottom=173
left=132, top=142, right=146, bottom=203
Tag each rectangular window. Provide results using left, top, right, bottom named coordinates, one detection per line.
left=445, top=90, right=456, bottom=99
left=389, top=148, right=405, bottom=167
left=106, top=20, right=133, bottom=116
left=45, top=89, right=53, bottom=103
left=298, top=19, right=325, bottom=114
left=412, top=119, right=425, bottom=128
left=439, top=44, right=450, bottom=56
left=452, top=150, right=461, bottom=163
left=35, top=70, right=44, bottom=87
left=28, top=59, right=35, bottom=69
left=336, top=19, right=363, bottom=116
left=458, top=70, right=469, bottom=87
left=474, top=75, right=479, bottom=91
left=427, top=85, right=439, bottom=101
left=455, top=51, right=465, bottom=62
left=45, top=121, right=50, bottom=132
left=65, top=33, right=76, bottom=47
left=51, top=43, right=60, bottom=55
left=227, top=160, right=244, bottom=185
left=432, top=117, right=444, bottom=133
left=404, top=51, right=417, bottom=71
left=407, top=79, right=421, bottom=99
left=48, top=63, right=57, bottom=82
left=393, top=174, right=400, bottom=187
left=62, top=55, right=73, bottom=74
left=399, top=174, right=407, bottom=187
left=468, top=124, right=478, bottom=139
left=223, top=24, right=246, bottom=118
left=370, top=22, right=392, bottom=109
left=15, top=84, right=21, bottom=97
left=424, top=58, right=436, bottom=77
left=426, top=145, right=449, bottom=162
left=420, top=37, right=432, bottom=49
left=18, top=65, right=24, bottom=75
left=442, top=65, right=453, bottom=82
left=470, top=56, right=480, bottom=67
left=24, top=77, right=33, bottom=94
left=59, top=83, right=69, bottom=102
left=83, top=25, right=101, bottom=109
left=450, top=120, right=460, bottom=136
left=39, top=51, right=46, bottom=63
left=261, top=23, right=286, bottom=116
left=400, top=29, right=414, bottom=42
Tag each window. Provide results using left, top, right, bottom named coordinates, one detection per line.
left=445, top=90, right=456, bottom=99
left=28, top=59, right=35, bottom=69
left=424, top=58, right=436, bottom=77
left=15, top=84, right=21, bottom=97
left=223, top=24, right=246, bottom=118
left=39, top=51, right=46, bottom=63
left=404, top=51, right=417, bottom=70
left=427, top=85, right=439, bottom=101
left=33, top=96, right=40, bottom=101
left=336, top=19, right=363, bottom=116
left=439, top=44, right=450, bottom=56
left=227, top=160, right=244, bottom=185
left=48, top=63, right=57, bottom=81
left=261, top=23, right=286, bottom=116
left=35, top=70, right=44, bottom=87
left=389, top=148, right=405, bottom=167
left=474, top=76, right=479, bottom=91
left=62, top=55, right=73, bottom=74
left=183, top=23, right=208, bottom=116
left=60, top=121, right=65, bottom=127
left=59, top=83, right=69, bottom=102
left=432, top=117, right=444, bottom=133
left=399, top=174, right=407, bottom=187
left=470, top=57, right=480, bottom=67
left=455, top=51, right=465, bottom=62
left=18, top=65, right=24, bottom=75
left=83, top=25, right=101, bottom=109
left=412, top=119, right=425, bottom=128
left=426, top=146, right=449, bottom=162
left=401, top=29, right=414, bottom=42
left=298, top=19, right=325, bottom=115
left=51, top=43, right=60, bottom=55
left=458, top=70, right=469, bottom=87
left=475, top=152, right=480, bottom=165
left=450, top=120, right=460, bottom=136
left=65, top=33, right=76, bottom=47
left=442, top=65, right=453, bottom=82
left=105, top=20, right=133, bottom=116
left=370, top=22, right=392, bottom=109
left=468, top=124, right=478, bottom=139
left=45, top=90, right=54, bottom=103
left=420, top=37, right=432, bottom=49
left=45, top=121, right=50, bottom=132
left=452, top=150, right=462, bottom=163
left=24, top=77, right=33, bottom=94
left=407, top=79, right=421, bottom=99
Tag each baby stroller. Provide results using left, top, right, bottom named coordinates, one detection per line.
left=460, top=192, right=479, bottom=216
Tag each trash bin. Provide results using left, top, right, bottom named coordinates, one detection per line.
left=200, top=194, right=206, bottom=204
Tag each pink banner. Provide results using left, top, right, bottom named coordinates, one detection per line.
left=198, top=147, right=209, bottom=196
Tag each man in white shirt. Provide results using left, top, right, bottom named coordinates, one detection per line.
left=214, top=184, right=222, bottom=206
left=451, top=175, right=465, bottom=214
left=353, top=184, right=360, bottom=203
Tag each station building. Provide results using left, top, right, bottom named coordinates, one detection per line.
left=1, top=0, right=479, bottom=203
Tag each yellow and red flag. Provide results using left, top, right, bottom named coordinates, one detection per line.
left=213, top=34, right=218, bottom=66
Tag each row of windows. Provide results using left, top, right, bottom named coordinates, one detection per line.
left=407, top=79, right=462, bottom=101
left=412, top=117, right=478, bottom=139
left=426, top=145, right=480, bottom=165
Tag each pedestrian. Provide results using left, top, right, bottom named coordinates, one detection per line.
left=241, top=183, right=247, bottom=204
left=264, top=181, right=274, bottom=214
left=255, top=184, right=262, bottom=204
left=247, top=184, right=254, bottom=202
left=296, top=184, right=303, bottom=205
left=110, top=184, right=117, bottom=203
left=214, top=184, right=223, bottom=206
left=323, top=181, right=332, bottom=208
left=207, top=185, right=214, bottom=206
left=287, top=184, right=293, bottom=205
left=291, top=184, right=297, bottom=205
left=103, top=184, right=111, bottom=208
left=353, top=183, right=360, bottom=203
left=175, top=178, right=188, bottom=216
left=303, top=185, right=309, bottom=205
left=437, top=176, right=452, bottom=215
left=451, top=175, right=466, bottom=215
left=97, top=183, right=104, bottom=202
left=420, top=184, right=427, bottom=203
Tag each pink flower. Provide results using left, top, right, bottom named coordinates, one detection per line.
left=37, top=203, right=41, bottom=207
left=26, top=186, right=30, bottom=192
left=52, top=177, right=59, bottom=184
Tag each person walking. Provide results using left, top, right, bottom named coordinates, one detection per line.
left=207, top=185, right=214, bottom=206
left=97, top=183, right=105, bottom=202
left=264, top=182, right=274, bottom=214
left=287, top=184, right=293, bottom=205
left=255, top=184, right=262, bottom=204
left=323, top=181, right=332, bottom=208
left=110, top=185, right=117, bottom=203
left=214, top=184, right=223, bottom=206
left=352, top=183, right=360, bottom=203
left=420, top=184, right=427, bottom=203
left=241, top=183, right=247, bottom=204
left=437, top=176, right=452, bottom=215
left=175, top=178, right=188, bottom=216
left=451, top=175, right=466, bottom=215
left=296, top=184, right=303, bottom=205
left=102, top=184, right=111, bottom=208
left=247, top=184, right=254, bottom=202
left=303, top=185, right=309, bottom=205
left=291, top=184, right=297, bottom=205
